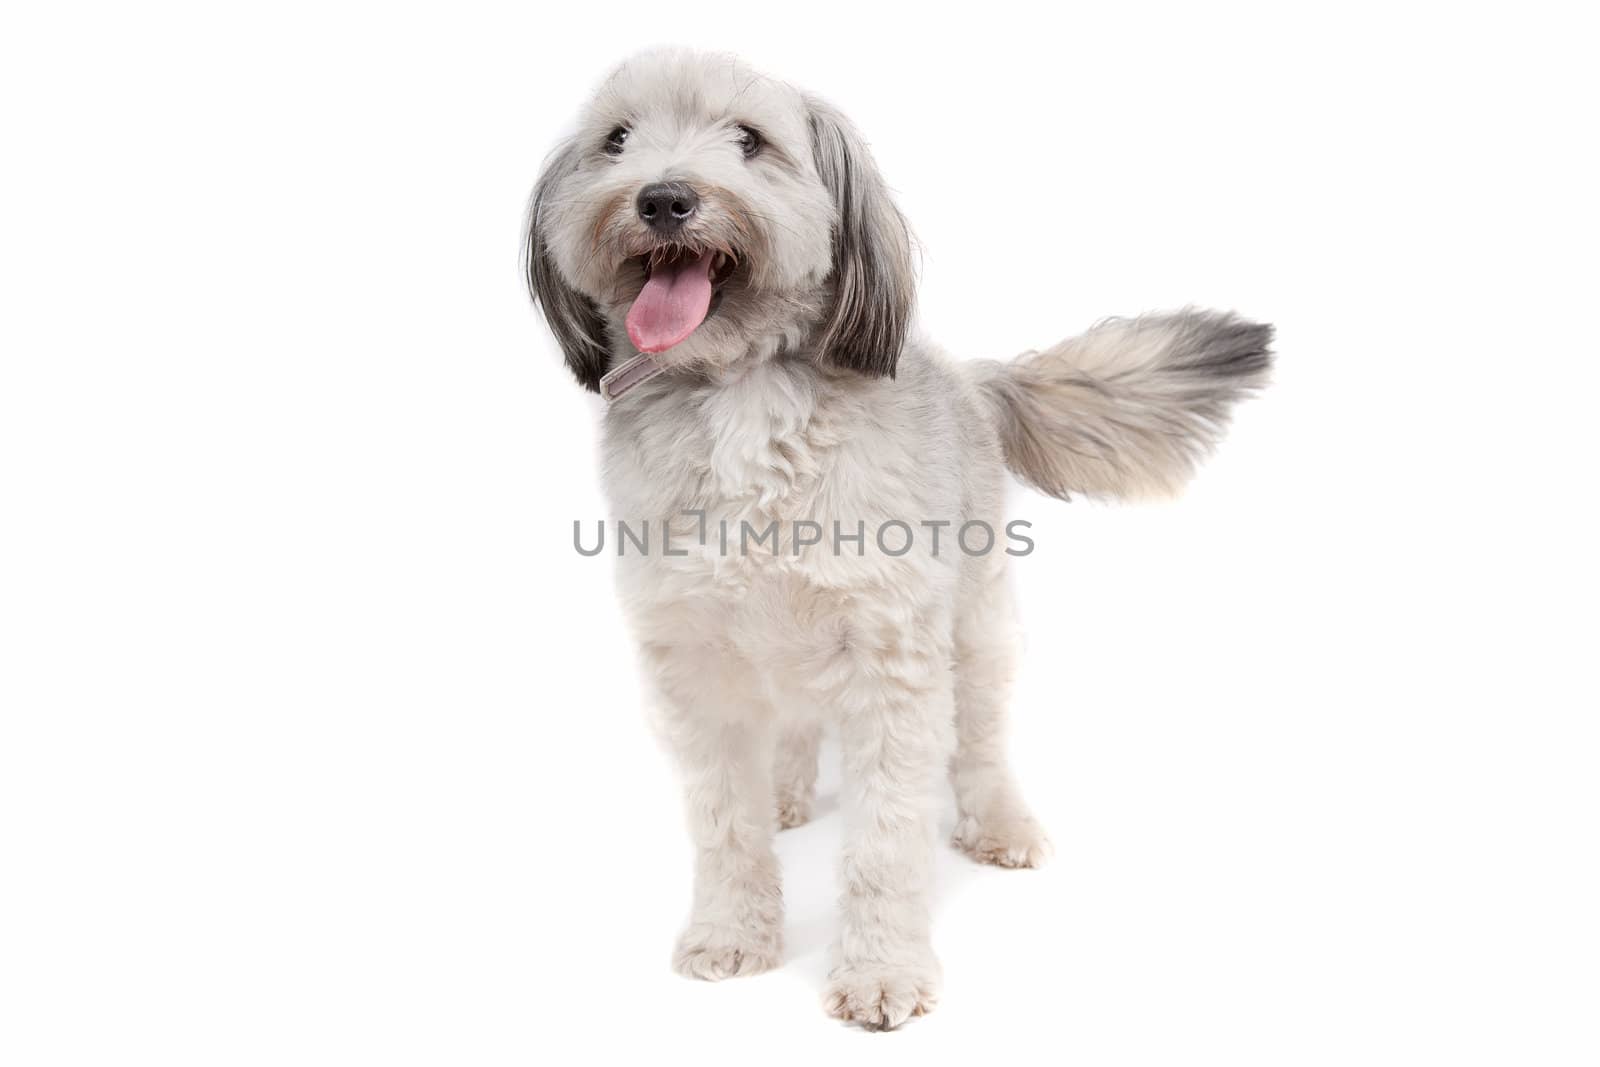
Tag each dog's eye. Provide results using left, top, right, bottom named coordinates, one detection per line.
left=603, top=126, right=629, bottom=156
left=735, top=125, right=762, bottom=159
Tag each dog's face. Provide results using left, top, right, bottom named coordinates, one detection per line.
left=527, top=50, right=913, bottom=391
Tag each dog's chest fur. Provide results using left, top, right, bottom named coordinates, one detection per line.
left=603, top=358, right=858, bottom=571
left=599, top=352, right=975, bottom=669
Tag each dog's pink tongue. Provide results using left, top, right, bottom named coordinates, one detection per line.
left=625, top=250, right=715, bottom=353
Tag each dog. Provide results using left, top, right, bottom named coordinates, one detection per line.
left=525, top=48, right=1271, bottom=1029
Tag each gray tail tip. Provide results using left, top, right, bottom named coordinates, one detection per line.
left=1180, top=310, right=1274, bottom=381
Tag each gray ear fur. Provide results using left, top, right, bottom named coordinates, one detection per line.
left=806, top=99, right=915, bottom=378
left=524, top=140, right=610, bottom=392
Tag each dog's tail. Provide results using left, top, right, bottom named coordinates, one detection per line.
left=968, top=309, right=1273, bottom=500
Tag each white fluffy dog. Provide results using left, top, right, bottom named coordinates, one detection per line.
left=527, top=49, right=1271, bottom=1029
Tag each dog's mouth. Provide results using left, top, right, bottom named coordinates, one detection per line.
left=624, top=244, right=740, bottom=354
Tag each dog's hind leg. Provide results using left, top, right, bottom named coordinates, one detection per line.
left=774, top=722, right=821, bottom=829
left=949, top=571, right=1053, bottom=868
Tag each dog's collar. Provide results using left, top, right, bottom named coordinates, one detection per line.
left=599, top=352, right=665, bottom=402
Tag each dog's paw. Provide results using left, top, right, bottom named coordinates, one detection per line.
left=672, top=922, right=782, bottom=981
left=953, top=813, right=1053, bottom=869
left=823, top=958, right=941, bottom=1030
left=776, top=795, right=811, bottom=830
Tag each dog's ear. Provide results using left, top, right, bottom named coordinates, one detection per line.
left=525, top=140, right=610, bottom=392
left=806, top=99, right=915, bottom=379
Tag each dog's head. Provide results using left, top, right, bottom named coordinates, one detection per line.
left=526, top=50, right=914, bottom=392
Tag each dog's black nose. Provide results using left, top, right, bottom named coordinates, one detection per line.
left=636, top=182, right=699, bottom=233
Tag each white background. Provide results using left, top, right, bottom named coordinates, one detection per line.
left=3, top=1, right=1596, bottom=1063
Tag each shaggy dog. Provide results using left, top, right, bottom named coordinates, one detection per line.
left=526, top=49, right=1271, bottom=1029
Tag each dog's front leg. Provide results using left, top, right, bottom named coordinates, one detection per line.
left=822, top=637, right=953, bottom=1029
left=646, top=646, right=783, bottom=981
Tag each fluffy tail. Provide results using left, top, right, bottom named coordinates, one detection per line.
left=970, top=309, right=1273, bottom=500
